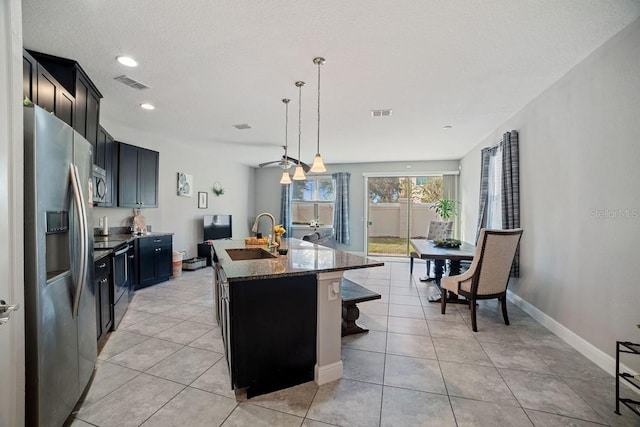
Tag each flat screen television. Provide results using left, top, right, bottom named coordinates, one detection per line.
left=203, top=214, right=232, bottom=240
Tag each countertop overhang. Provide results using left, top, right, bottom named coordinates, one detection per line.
left=212, top=238, right=384, bottom=282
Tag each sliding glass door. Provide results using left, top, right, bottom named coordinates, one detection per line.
left=366, top=175, right=444, bottom=257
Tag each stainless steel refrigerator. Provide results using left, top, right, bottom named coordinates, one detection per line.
left=24, top=105, right=96, bottom=427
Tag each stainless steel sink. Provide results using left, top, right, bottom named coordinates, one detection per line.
left=225, top=248, right=276, bottom=260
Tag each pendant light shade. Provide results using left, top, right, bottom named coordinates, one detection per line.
left=279, top=98, right=292, bottom=184
left=310, top=57, right=327, bottom=173
left=311, top=154, right=326, bottom=173
left=293, top=164, right=306, bottom=180
left=280, top=170, right=292, bottom=184
left=293, top=81, right=306, bottom=181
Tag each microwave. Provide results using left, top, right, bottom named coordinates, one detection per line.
left=92, top=165, right=107, bottom=203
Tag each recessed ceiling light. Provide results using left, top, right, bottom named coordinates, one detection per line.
left=140, top=103, right=155, bottom=110
left=116, top=56, right=138, bottom=67
left=443, top=125, right=453, bottom=129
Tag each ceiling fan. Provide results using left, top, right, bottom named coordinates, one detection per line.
left=258, top=146, right=310, bottom=172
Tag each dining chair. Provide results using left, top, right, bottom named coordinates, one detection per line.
left=440, top=228, right=523, bottom=332
left=410, top=220, right=453, bottom=278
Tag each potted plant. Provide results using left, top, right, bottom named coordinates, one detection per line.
left=430, top=199, right=458, bottom=220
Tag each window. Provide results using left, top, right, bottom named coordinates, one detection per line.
left=291, top=176, right=335, bottom=226
left=486, top=145, right=503, bottom=229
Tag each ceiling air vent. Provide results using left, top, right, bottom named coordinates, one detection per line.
left=233, top=123, right=252, bottom=130
left=114, top=75, right=150, bottom=91
left=371, top=109, right=392, bottom=117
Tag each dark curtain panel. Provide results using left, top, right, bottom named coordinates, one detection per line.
left=332, top=172, right=351, bottom=245
left=501, top=131, right=520, bottom=276
left=279, top=183, right=292, bottom=237
left=476, top=130, right=520, bottom=276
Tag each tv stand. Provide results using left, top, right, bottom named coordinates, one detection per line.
left=197, top=242, right=214, bottom=266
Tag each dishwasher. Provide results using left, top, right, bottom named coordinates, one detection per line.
left=112, top=243, right=132, bottom=329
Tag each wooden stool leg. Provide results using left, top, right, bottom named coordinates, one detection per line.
left=342, top=302, right=369, bottom=336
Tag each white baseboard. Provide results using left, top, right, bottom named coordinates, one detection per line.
left=507, top=290, right=638, bottom=390
left=314, top=361, right=343, bottom=385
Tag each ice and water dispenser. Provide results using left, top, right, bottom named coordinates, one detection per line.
left=45, top=210, right=70, bottom=281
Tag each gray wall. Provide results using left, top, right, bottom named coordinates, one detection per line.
left=460, top=18, right=640, bottom=371
left=254, top=160, right=460, bottom=253
left=93, top=123, right=255, bottom=258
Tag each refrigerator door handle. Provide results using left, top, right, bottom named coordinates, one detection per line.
left=70, top=164, right=88, bottom=318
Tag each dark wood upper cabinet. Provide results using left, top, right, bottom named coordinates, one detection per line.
left=39, top=68, right=75, bottom=127
left=117, top=142, right=159, bottom=209
left=138, top=149, right=159, bottom=208
left=24, top=52, right=76, bottom=128
left=27, top=50, right=102, bottom=149
left=56, top=87, right=74, bottom=127
left=35, top=66, right=56, bottom=115
left=23, top=50, right=37, bottom=102
left=95, top=126, right=116, bottom=207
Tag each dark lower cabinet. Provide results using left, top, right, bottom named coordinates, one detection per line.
left=226, top=274, right=317, bottom=397
left=137, top=235, right=172, bottom=289
left=118, top=142, right=159, bottom=208
left=94, top=257, right=113, bottom=345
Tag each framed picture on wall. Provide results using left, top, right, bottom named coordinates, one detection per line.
left=198, top=192, right=208, bottom=209
left=177, top=172, right=194, bottom=197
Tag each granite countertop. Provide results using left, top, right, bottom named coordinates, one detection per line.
left=212, top=238, right=384, bottom=282
left=93, top=232, right=173, bottom=260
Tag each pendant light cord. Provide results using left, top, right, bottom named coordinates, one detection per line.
left=316, top=60, right=321, bottom=155
left=283, top=99, right=289, bottom=159
left=296, top=81, right=305, bottom=165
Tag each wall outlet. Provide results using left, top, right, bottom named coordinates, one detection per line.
left=98, top=217, right=103, bottom=227
left=328, top=281, right=339, bottom=301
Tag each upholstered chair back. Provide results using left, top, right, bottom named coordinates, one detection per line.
left=468, top=229, right=523, bottom=295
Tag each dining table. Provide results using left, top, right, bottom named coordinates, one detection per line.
left=409, top=239, right=476, bottom=302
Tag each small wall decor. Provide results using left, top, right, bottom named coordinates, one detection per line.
left=177, top=172, right=193, bottom=197
left=213, top=181, right=225, bottom=196
left=198, top=192, right=208, bottom=209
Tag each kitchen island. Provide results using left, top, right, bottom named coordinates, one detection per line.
left=211, top=238, right=383, bottom=397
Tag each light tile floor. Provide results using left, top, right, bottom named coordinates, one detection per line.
left=66, top=262, right=640, bottom=427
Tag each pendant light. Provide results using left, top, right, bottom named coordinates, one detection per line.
left=279, top=98, right=292, bottom=184
left=310, top=57, right=327, bottom=173
left=293, top=81, right=307, bottom=180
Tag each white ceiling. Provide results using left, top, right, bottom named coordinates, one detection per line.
left=22, top=0, right=640, bottom=167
